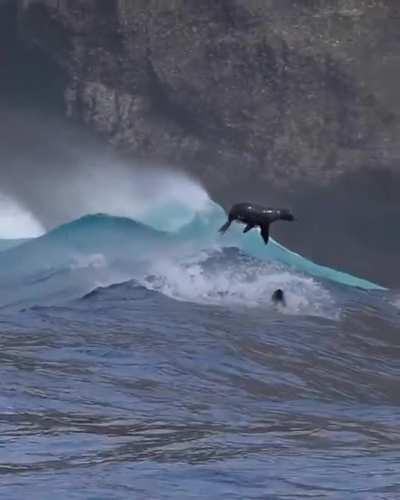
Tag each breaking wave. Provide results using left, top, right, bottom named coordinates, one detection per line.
left=0, top=170, right=386, bottom=315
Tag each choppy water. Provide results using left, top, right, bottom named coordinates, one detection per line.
left=1, top=173, right=399, bottom=499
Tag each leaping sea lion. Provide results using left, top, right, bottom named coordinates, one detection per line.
left=218, top=202, right=295, bottom=244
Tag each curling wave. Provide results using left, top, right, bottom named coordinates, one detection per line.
left=0, top=172, right=385, bottom=312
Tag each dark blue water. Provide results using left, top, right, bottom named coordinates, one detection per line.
left=1, top=186, right=399, bottom=499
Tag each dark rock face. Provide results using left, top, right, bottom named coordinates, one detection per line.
left=12, top=0, right=400, bottom=285
left=18, top=0, right=400, bottom=184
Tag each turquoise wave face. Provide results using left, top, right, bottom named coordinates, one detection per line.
left=0, top=193, right=385, bottom=311
left=0, top=200, right=384, bottom=289
left=0, top=238, right=29, bottom=252
left=175, top=200, right=385, bottom=291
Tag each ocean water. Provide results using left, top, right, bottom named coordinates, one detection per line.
left=1, top=172, right=399, bottom=499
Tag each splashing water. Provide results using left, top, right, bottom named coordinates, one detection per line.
left=0, top=168, right=385, bottom=316
left=0, top=194, right=44, bottom=238
left=143, top=248, right=338, bottom=317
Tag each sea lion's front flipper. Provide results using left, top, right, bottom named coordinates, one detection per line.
left=218, top=220, right=231, bottom=234
left=260, top=223, right=270, bottom=244
left=243, top=223, right=255, bottom=234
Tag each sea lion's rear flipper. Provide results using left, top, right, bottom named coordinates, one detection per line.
left=218, top=219, right=231, bottom=234
left=260, top=223, right=270, bottom=244
left=243, top=223, right=255, bottom=234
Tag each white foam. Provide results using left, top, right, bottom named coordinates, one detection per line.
left=68, top=253, right=133, bottom=296
left=17, top=157, right=214, bottom=233
left=142, top=253, right=339, bottom=319
left=70, top=253, right=108, bottom=270
left=72, top=164, right=212, bottom=231
left=0, top=194, right=44, bottom=238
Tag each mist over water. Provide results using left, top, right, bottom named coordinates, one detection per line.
left=0, top=193, right=44, bottom=238
left=0, top=111, right=214, bottom=234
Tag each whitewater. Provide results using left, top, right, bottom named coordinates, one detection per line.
left=1, top=168, right=400, bottom=499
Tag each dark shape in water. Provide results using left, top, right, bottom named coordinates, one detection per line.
left=272, top=288, right=286, bottom=306
left=218, top=202, right=295, bottom=244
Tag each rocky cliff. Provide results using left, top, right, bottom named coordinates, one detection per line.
left=9, top=0, right=400, bottom=284
left=18, top=0, right=400, bottom=185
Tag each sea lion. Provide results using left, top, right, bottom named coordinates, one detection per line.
left=218, top=202, right=295, bottom=244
